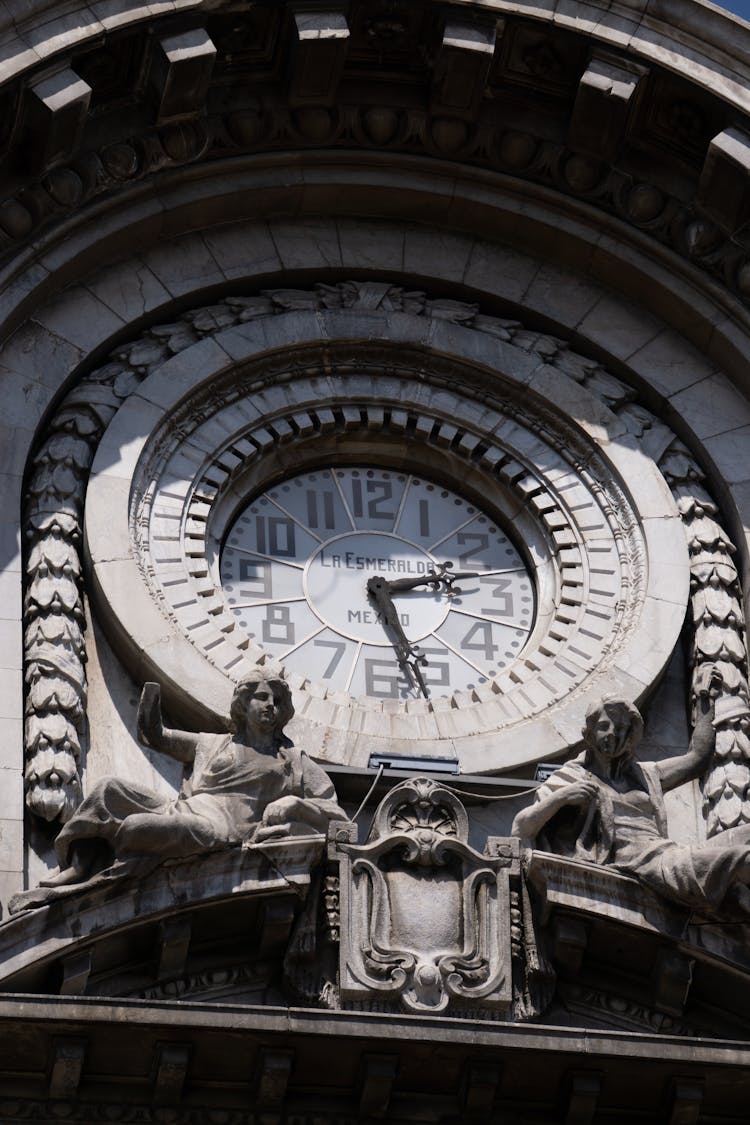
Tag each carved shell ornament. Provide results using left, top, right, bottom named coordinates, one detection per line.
left=22, top=282, right=748, bottom=839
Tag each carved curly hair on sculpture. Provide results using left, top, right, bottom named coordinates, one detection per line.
left=582, top=697, right=644, bottom=759
left=229, top=668, right=295, bottom=737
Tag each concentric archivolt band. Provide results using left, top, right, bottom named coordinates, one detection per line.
left=82, top=288, right=689, bottom=775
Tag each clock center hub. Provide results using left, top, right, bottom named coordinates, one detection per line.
left=304, top=532, right=449, bottom=645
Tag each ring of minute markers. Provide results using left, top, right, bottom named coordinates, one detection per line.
left=219, top=467, right=535, bottom=701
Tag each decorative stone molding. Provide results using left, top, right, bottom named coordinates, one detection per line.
left=659, top=444, right=750, bottom=836
left=558, top=981, right=695, bottom=1038
left=329, top=777, right=519, bottom=1014
left=23, top=370, right=144, bottom=821
left=1, top=0, right=750, bottom=316
left=547, top=334, right=750, bottom=838
left=2, top=836, right=324, bottom=977
left=2, top=104, right=749, bottom=309
left=533, top=355, right=750, bottom=837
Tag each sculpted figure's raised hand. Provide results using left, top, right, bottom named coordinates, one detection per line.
left=512, top=683, right=750, bottom=916
left=41, top=669, right=348, bottom=889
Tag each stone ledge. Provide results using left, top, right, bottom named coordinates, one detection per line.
left=0, top=835, right=324, bottom=987
left=526, top=850, right=750, bottom=978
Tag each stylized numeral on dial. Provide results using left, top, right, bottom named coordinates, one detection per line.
left=419, top=499, right=430, bottom=537
left=460, top=620, right=498, bottom=661
left=314, top=637, right=347, bottom=678
left=306, top=490, right=336, bottom=530
left=262, top=605, right=295, bottom=644
left=481, top=574, right=514, bottom=617
left=239, top=558, right=272, bottom=598
left=364, top=658, right=401, bottom=698
left=420, top=646, right=450, bottom=689
left=456, top=531, right=490, bottom=567
left=256, top=516, right=296, bottom=557
left=352, top=479, right=395, bottom=521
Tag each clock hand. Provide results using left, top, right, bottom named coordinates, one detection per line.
left=384, top=562, right=479, bottom=594
left=366, top=576, right=430, bottom=699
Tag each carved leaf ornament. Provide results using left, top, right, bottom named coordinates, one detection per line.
left=663, top=465, right=750, bottom=833
left=22, top=282, right=748, bottom=838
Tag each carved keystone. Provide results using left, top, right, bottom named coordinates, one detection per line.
left=288, top=8, right=350, bottom=105
left=462, top=1062, right=500, bottom=1122
left=49, top=1039, right=86, bottom=1098
left=669, top=1079, right=704, bottom=1125
left=257, top=1049, right=293, bottom=1107
left=652, top=948, right=694, bottom=1017
left=25, top=68, right=91, bottom=173
left=564, top=1072, right=601, bottom=1125
left=154, top=1044, right=190, bottom=1105
left=699, top=128, right=750, bottom=232
left=151, top=29, right=217, bottom=122
left=431, top=18, right=498, bottom=117
left=359, top=1053, right=398, bottom=1118
left=568, top=53, right=646, bottom=161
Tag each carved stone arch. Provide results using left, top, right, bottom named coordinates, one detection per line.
left=23, top=279, right=749, bottom=843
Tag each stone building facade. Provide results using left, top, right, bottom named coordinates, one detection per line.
left=2, top=0, right=750, bottom=1119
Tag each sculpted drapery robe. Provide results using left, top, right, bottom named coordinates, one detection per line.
left=54, top=733, right=346, bottom=870
left=531, top=754, right=750, bottom=912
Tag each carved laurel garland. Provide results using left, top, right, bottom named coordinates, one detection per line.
left=22, top=282, right=748, bottom=834
left=24, top=367, right=145, bottom=822
left=659, top=446, right=750, bottom=836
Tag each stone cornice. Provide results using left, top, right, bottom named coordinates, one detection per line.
left=2, top=0, right=750, bottom=107
left=0, top=992, right=747, bottom=1117
left=1, top=0, right=750, bottom=323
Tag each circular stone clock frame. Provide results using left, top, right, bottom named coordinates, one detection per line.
left=84, top=300, right=690, bottom=775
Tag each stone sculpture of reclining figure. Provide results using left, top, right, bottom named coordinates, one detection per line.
left=42, top=669, right=348, bottom=888
left=512, top=686, right=750, bottom=916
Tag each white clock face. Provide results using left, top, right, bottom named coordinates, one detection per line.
left=219, top=467, right=535, bottom=700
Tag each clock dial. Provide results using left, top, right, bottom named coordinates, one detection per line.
left=219, top=467, right=535, bottom=700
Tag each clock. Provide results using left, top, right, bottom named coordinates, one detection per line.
left=85, top=296, right=689, bottom=773
left=219, top=466, right=535, bottom=701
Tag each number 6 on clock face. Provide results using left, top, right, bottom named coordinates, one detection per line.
left=219, top=467, right=535, bottom=700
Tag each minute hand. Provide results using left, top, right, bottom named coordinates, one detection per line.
left=366, top=576, right=429, bottom=698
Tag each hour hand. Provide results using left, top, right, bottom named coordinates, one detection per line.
left=366, top=576, right=429, bottom=698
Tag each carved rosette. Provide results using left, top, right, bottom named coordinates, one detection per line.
left=659, top=444, right=750, bottom=836
left=330, top=777, right=519, bottom=1014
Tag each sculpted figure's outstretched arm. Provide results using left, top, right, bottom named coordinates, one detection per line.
left=137, top=682, right=200, bottom=764
left=656, top=687, right=716, bottom=793
left=256, top=753, right=349, bottom=841
left=511, top=779, right=598, bottom=845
